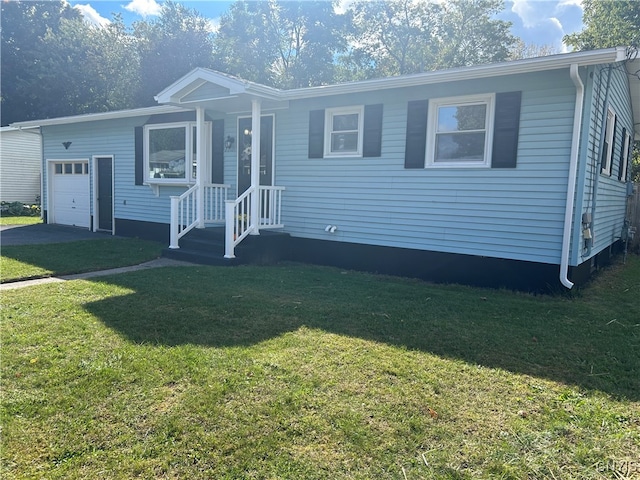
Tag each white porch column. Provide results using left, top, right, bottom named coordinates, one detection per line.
left=250, top=98, right=261, bottom=235
left=196, top=106, right=206, bottom=228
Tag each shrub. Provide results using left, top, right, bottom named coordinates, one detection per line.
left=0, top=201, right=41, bottom=217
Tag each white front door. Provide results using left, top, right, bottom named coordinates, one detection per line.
left=50, top=160, right=90, bottom=228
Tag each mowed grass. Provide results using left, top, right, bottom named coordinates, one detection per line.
left=0, top=239, right=163, bottom=282
left=0, top=216, right=42, bottom=226
left=1, top=257, right=639, bottom=479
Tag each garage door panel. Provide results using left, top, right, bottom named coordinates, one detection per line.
left=51, top=161, right=90, bottom=228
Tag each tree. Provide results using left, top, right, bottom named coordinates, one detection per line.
left=509, top=39, right=558, bottom=60
left=133, top=1, right=215, bottom=106
left=563, top=0, right=640, bottom=50
left=213, top=1, right=347, bottom=88
left=343, top=0, right=516, bottom=79
left=434, top=0, right=516, bottom=69
left=1, top=0, right=83, bottom=124
left=1, top=2, right=141, bottom=124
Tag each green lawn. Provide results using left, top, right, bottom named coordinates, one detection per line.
left=0, top=216, right=42, bottom=226
left=0, top=239, right=163, bottom=282
left=1, top=257, right=639, bottom=479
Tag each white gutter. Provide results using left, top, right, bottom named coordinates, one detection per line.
left=560, top=63, right=585, bottom=289
left=9, top=105, right=191, bottom=128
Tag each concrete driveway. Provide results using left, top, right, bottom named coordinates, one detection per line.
left=1, top=224, right=112, bottom=246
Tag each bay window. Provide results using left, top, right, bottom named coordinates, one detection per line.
left=144, top=122, right=210, bottom=183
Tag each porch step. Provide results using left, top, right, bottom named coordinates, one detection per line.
left=161, top=227, right=290, bottom=266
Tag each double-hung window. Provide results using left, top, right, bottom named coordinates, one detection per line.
left=144, top=122, right=210, bottom=183
left=324, top=106, right=364, bottom=157
left=601, top=108, right=616, bottom=176
left=427, top=94, right=494, bottom=167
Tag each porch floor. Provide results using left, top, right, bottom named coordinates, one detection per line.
left=162, top=227, right=290, bottom=266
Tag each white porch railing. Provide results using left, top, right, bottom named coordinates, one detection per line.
left=224, top=185, right=285, bottom=258
left=170, top=183, right=229, bottom=249
left=258, top=186, right=285, bottom=229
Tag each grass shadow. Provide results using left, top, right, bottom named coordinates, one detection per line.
left=83, top=259, right=640, bottom=400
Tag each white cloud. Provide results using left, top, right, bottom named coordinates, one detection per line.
left=74, top=3, right=111, bottom=27
left=124, top=0, right=162, bottom=17
left=557, top=0, right=583, bottom=9
left=511, top=0, right=545, bottom=28
left=549, top=17, right=563, bottom=32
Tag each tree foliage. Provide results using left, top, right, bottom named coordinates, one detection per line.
left=133, top=2, right=216, bottom=106
left=2, top=0, right=528, bottom=124
left=563, top=0, right=640, bottom=51
left=343, top=0, right=516, bottom=78
left=213, top=1, right=346, bottom=88
left=1, top=0, right=82, bottom=124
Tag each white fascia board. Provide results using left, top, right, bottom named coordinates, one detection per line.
left=284, top=48, right=626, bottom=100
left=10, top=105, right=191, bottom=128
left=154, top=67, right=283, bottom=104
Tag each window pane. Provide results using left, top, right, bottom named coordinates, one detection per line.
left=148, top=127, right=186, bottom=179
left=332, top=113, right=359, bottom=132
left=435, top=132, right=486, bottom=162
left=438, top=104, right=486, bottom=132
left=74, top=163, right=84, bottom=174
left=64, top=163, right=73, bottom=174
left=331, top=132, right=358, bottom=152
left=55, top=164, right=63, bottom=174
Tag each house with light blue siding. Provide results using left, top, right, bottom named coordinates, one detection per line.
left=11, top=47, right=639, bottom=291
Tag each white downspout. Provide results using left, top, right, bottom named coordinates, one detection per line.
left=560, top=64, right=584, bottom=289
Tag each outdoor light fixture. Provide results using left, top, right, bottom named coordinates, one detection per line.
left=225, top=135, right=235, bottom=151
left=62, top=141, right=72, bottom=150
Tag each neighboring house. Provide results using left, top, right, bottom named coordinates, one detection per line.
left=0, top=126, right=42, bottom=204
left=11, top=47, right=639, bottom=290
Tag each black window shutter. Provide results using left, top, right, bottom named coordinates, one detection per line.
left=211, top=119, right=225, bottom=184
left=618, top=127, right=627, bottom=180
left=134, top=126, right=144, bottom=185
left=308, top=109, right=325, bottom=158
left=404, top=100, right=429, bottom=169
left=491, top=91, right=522, bottom=168
left=363, top=104, right=383, bottom=157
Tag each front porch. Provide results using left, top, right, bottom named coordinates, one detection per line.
left=153, top=69, right=290, bottom=262
left=166, top=182, right=286, bottom=263
left=162, top=223, right=290, bottom=266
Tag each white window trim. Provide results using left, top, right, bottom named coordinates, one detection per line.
left=601, top=107, right=615, bottom=176
left=324, top=106, right=364, bottom=158
left=426, top=93, right=495, bottom=168
left=143, top=121, right=210, bottom=185
left=620, top=130, right=631, bottom=182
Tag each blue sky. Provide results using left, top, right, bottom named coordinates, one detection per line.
left=69, top=0, right=585, bottom=53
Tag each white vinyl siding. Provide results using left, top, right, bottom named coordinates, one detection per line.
left=0, top=128, right=41, bottom=203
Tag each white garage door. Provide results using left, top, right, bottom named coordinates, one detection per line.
left=51, top=161, right=90, bottom=228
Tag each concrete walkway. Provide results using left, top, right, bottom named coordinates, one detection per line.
left=2, top=223, right=198, bottom=290
left=1, top=257, right=196, bottom=291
